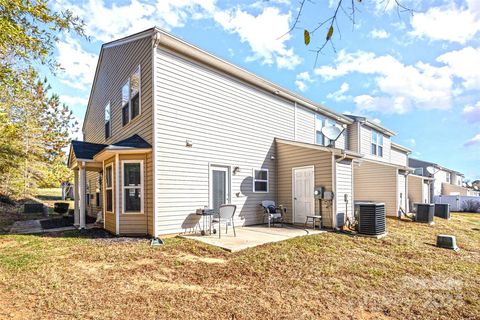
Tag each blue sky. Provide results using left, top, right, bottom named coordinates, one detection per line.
left=48, top=0, right=480, bottom=179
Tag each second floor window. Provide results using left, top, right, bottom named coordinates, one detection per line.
left=446, top=173, right=450, bottom=183
left=122, top=66, right=141, bottom=126
left=371, top=130, right=383, bottom=157
left=104, top=103, right=111, bottom=139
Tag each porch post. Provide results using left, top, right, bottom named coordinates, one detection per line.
left=79, top=163, right=86, bottom=229
left=74, top=169, right=80, bottom=227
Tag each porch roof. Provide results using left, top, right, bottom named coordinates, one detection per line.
left=69, top=134, right=152, bottom=168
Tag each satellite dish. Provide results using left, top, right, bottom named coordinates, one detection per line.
left=321, top=125, right=343, bottom=142
left=474, top=186, right=478, bottom=190
left=426, top=166, right=437, bottom=175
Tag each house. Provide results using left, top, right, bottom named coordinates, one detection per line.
left=68, top=27, right=366, bottom=237
left=408, top=158, right=468, bottom=197
left=343, top=115, right=412, bottom=217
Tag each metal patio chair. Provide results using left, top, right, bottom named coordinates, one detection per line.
left=212, top=204, right=237, bottom=238
left=260, top=200, right=285, bottom=227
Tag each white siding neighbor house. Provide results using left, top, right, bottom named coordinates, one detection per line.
left=68, top=27, right=360, bottom=237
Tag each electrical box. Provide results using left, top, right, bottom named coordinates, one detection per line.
left=314, top=186, right=324, bottom=199
left=324, top=191, right=335, bottom=200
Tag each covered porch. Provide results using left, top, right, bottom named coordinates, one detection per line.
left=68, top=135, right=153, bottom=235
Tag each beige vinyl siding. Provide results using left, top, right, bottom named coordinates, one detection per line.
left=442, top=182, right=468, bottom=196
left=119, top=153, right=150, bottom=235
left=353, top=160, right=398, bottom=216
left=335, top=159, right=353, bottom=222
left=276, top=142, right=334, bottom=227
left=334, top=129, right=347, bottom=150
left=398, top=173, right=407, bottom=213
left=86, top=171, right=102, bottom=218
left=104, top=156, right=116, bottom=234
left=390, top=147, right=408, bottom=166
left=359, top=124, right=392, bottom=163
left=154, top=48, right=297, bottom=234
left=408, top=175, right=426, bottom=207
left=347, top=122, right=359, bottom=153
left=82, top=36, right=154, bottom=236
left=296, top=105, right=314, bottom=144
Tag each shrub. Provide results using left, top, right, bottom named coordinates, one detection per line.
left=462, top=200, right=480, bottom=213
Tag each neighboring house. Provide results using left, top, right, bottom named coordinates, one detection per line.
left=344, top=115, right=411, bottom=217
left=408, top=158, right=468, bottom=197
left=68, top=27, right=364, bottom=237
left=407, top=174, right=433, bottom=206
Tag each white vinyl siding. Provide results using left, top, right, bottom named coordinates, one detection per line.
left=153, top=48, right=349, bottom=234
left=390, top=147, right=408, bottom=166
left=398, top=173, right=407, bottom=213
left=154, top=48, right=292, bottom=234
left=359, top=124, right=392, bottom=163
left=335, top=160, right=353, bottom=224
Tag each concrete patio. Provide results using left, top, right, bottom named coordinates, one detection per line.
left=181, top=224, right=325, bottom=252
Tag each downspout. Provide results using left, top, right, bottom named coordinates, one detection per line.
left=152, top=32, right=161, bottom=239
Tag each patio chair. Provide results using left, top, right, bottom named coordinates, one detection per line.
left=212, top=204, right=237, bottom=238
left=260, top=200, right=285, bottom=227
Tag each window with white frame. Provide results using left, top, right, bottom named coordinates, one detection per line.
left=105, top=164, right=113, bottom=212
left=446, top=173, right=450, bottom=183
left=315, top=114, right=325, bottom=146
left=122, top=161, right=143, bottom=213
left=253, top=169, right=269, bottom=192
left=371, top=130, right=383, bottom=157
left=104, top=102, right=111, bottom=139
left=121, top=66, right=141, bottom=126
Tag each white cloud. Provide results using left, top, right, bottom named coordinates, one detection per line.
left=56, top=36, right=98, bottom=91
left=407, top=138, right=416, bottom=146
left=315, top=50, right=452, bottom=114
left=463, top=101, right=480, bottom=124
left=410, top=2, right=480, bottom=44
left=326, top=82, right=350, bottom=101
left=372, top=118, right=381, bottom=124
left=295, top=71, right=314, bottom=92
left=60, top=95, right=88, bottom=108
left=369, top=29, right=389, bottom=39
left=464, top=133, right=480, bottom=147
left=437, top=47, right=480, bottom=91
left=214, top=7, right=301, bottom=69
left=55, top=0, right=217, bottom=42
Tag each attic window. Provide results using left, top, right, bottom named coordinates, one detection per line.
left=121, top=66, right=141, bottom=126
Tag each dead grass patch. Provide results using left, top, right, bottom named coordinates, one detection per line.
left=0, top=213, right=479, bottom=319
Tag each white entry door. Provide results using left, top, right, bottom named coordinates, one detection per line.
left=423, top=182, right=430, bottom=203
left=209, top=166, right=230, bottom=213
left=293, top=166, right=315, bottom=224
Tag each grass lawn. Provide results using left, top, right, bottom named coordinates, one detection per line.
left=0, top=214, right=479, bottom=319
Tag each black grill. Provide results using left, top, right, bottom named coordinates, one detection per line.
left=415, top=203, right=434, bottom=223
left=434, top=203, right=450, bottom=219
left=356, top=203, right=386, bottom=236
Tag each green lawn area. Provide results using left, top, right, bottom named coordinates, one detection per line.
left=0, top=213, right=479, bottom=319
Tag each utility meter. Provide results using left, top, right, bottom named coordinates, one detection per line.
left=314, top=186, right=324, bottom=199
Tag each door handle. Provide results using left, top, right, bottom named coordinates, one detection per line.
left=294, top=197, right=297, bottom=200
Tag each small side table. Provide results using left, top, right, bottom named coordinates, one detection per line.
left=305, top=215, right=322, bottom=230
left=196, top=208, right=215, bottom=235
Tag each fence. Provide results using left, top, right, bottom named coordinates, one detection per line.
left=433, top=195, right=480, bottom=212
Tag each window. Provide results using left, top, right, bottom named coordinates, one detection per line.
left=121, top=66, right=141, bottom=126
left=122, top=161, right=144, bottom=213
left=105, top=165, right=113, bottom=212
left=414, top=168, right=424, bottom=176
left=446, top=173, right=450, bottom=183
left=315, top=114, right=325, bottom=146
left=104, top=103, right=111, bottom=139
left=253, top=169, right=269, bottom=192
left=371, top=130, right=384, bottom=157
left=96, top=192, right=100, bottom=207
left=86, top=193, right=90, bottom=206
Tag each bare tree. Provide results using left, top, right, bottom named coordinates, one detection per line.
left=280, top=0, right=414, bottom=66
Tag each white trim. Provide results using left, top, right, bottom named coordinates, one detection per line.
left=252, top=168, right=269, bottom=193
left=115, top=154, right=120, bottom=235
left=104, top=163, right=114, bottom=214
left=79, top=164, right=86, bottom=229
left=102, top=160, right=106, bottom=230
left=208, top=165, right=231, bottom=209
left=103, top=29, right=153, bottom=49
left=331, top=155, right=337, bottom=229
left=152, top=40, right=158, bottom=238
left=294, top=102, right=297, bottom=141
left=104, top=102, right=111, bottom=139
left=292, top=165, right=315, bottom=225
left=121, top=160, right=145, bottom=215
